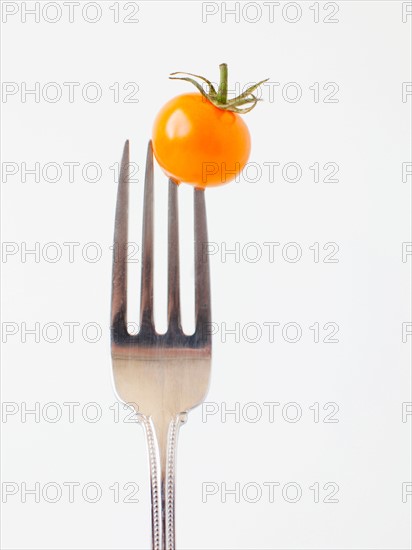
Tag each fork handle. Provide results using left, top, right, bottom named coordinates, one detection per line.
left=141, top=413, right=186, bottom=549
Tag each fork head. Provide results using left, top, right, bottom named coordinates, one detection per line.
left=110, top=141, right=212, bottom=420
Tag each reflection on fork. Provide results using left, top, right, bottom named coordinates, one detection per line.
left=110, top=141, right=212, bottom=549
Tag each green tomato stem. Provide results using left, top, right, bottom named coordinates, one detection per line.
left=169, top=63, right=269, bottom=114
left=217, top=63, right=228, bottom=104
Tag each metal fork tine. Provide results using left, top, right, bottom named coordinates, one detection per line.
left=140, top=141, right=155, bottom=331
left=167, top=179, right=181, bottom=333
left=111, top=140, right=129, bottom=328
left=194, top=188, right=211, bottom=341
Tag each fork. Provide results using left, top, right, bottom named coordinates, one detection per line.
left=110, top=140, right=212, bottom=549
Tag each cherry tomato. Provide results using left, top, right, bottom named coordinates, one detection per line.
left=152, top=93, right=251, bottom=188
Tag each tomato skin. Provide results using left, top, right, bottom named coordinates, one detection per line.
left=152, top=93, right=250, bottom=188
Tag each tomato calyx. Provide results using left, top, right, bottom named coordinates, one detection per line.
left=169, top=63, right=268, bottom=114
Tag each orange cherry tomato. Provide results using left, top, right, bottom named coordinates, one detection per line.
left=152, top=93, right=251, bottom=188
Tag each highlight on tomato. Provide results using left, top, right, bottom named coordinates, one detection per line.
left=152, top=64, right=268, bottom=188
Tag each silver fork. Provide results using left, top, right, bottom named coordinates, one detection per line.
left=110, top=140, right=212, bottom=550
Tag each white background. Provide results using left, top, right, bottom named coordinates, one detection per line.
left=1, top=1, right=411, bottom=549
